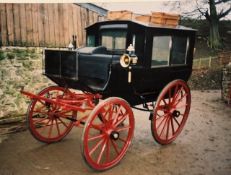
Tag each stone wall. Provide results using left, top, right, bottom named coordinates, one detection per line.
left=221, top=63, right=231, bottom=104
left=0, top=47, right=54, bottom=120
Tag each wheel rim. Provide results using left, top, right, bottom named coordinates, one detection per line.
left=152, top=80, right=191, bottom=145
left=27, top=86, right=76, bottom=143
left=82, top=97, right=134, bottom=171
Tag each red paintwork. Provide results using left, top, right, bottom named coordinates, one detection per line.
left=151, top=80, right=191, bottom=145
left=21, top=88, right=101, bottom=112
left=23, top=86, right=101, bottom=143
left=81, top=97, right=135, bottom=171
left=21, top=80, right=191, bottom=170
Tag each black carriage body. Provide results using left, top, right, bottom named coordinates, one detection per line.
left=44, top=20, right=196, bottom=105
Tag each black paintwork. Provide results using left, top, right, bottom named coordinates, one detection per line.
left=44, top=20, right=196, bottom=105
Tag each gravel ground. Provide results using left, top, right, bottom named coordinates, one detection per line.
left=0, top=90, right=230, bottom=175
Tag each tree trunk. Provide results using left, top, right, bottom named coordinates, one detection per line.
left=208, top=0, right=222, bottom=49
left=209, top=19, right=222, bottom=49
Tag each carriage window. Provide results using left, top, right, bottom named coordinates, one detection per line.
left=171, top=37, right=188, bottom=65
left=87, top=35, right=95, bottom=47
left=101, top=30, right=126, bottom=50
left=152, top=36, right=171, bottom=67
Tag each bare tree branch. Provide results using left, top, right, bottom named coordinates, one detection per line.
left=205, top=10, right=212, bottom=21
left=215, top=0, right=231, bottom=5
left=195, top=0, right=211, bottom=21
left=218, top=6, right=231, bottom=18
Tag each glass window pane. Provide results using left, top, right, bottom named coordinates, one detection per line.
left=152, top=36, right=171, bottom=67
left=102, top=35, right=113, bottom=50
left=114, top=31, right=126, bottom=50
left=87, top=35, right=95, bottom=47
left=171, top=37, right=188, bottom=65
left=101, top=30, right=126, bottom=50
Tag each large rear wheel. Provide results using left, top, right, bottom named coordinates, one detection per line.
left=81, top=97, right=135, bottom=171
left=151, top=80, right=191, bottom=145
left=27, top=86, right=76, bottom=143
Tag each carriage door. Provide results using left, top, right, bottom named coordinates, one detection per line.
left=149, top=35, right=173, bottom=90
left=130, top=33, right=173, bottom=93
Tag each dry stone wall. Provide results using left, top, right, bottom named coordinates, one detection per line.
left=221, top=63, right=231, bottom=104
left=0, top=47, right=54, bottom=120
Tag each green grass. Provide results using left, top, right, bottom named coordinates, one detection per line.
left=0, top=50, right=6, bottom=60
left=6, top=52, right=15, bottom=60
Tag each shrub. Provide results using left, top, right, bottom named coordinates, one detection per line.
left=6, top=52, right=15, bottom=60
left=0, top=51, right=6, bottom=60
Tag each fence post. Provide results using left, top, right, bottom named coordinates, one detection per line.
left=199, top=58, right=201, bottom=69
left=209, top=56, right=212, bottom=68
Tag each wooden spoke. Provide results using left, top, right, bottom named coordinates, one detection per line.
left=106, top=139, right=110, bottom=162
left=82, top=97, right=134, bottom=170
left=151, top=80, right=191, bottom=145
left=115, top=125, right=131, bottom=132
left=48, top=119, right=54, bottom=139
left=170, top=117, right=175, bottom=135
left=159, top=117, right=170, bottom=137
left=156, top=114, right=169, bottom=130
left=89, top=138, right=105, bottom=156
left=27, top=86, right=76, bottom=143
left=174, top=93, right=188, bottom=106
left=118, top=137, right=127, bottom=143
left=166, top=118, right=171, bottom=140
left=111, top=139, right=120, bottom=155
left=173, top=117, right=180, bottom=127
left=88, top=134, right=105, bottom=142
left=97, top=139, right=107, bottom=164
left=55, top=118, right=61, bottom=136
left=57, top=117, right=68, bottom=128
left=90, top=124, right=103, bottom=131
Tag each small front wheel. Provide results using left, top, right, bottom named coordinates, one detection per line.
left=81, top=97, right=135, bottom=171
left=27, top=86, right=76, bottom=143
left=151, top=80, right=191, bottom=145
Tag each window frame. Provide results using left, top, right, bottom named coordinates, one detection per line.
left=151, top=35, right=189, bottom=68
left=100, top=29, right=127, bottom=53
left=151, top=36, right=172, bottom=68
left=170, top=36, right=189, bottom=66
left=87, top=35, right=96, bottom=47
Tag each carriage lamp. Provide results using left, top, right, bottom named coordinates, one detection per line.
left=120, top=44, right=139, bottom=83
left=120, top=44, right=138, bottom=68
left=68, top=41, right=74, bottom=50
left=127, top=43, right=135, bottom=54
left=127, top=44, right=138, bottom=64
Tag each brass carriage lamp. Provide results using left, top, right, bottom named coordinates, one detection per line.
left=120, top=44, right=138, bottom=68
left=120, top=44, right=139, bottom=83
left=127, top=44, right=138, bottom=64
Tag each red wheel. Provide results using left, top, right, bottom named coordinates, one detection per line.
left=151, top=80, right=191, bottom=145
left=81, top=97, right=135, bottom=171
left=27, top=86, right=76, bottom=143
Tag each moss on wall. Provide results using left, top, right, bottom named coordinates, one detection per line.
left=0, top=47, right=54, bottom=119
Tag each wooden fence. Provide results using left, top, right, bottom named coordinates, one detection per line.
left=193, top=51, right=231, bottom=69
left=193, top=56, right=218, bottom=69
left=0, top=3, right=105, bottom=48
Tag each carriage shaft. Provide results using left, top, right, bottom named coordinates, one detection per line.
left=21, top=90, right=94, bottom=112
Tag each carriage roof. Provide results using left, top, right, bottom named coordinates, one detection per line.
left=86, top=19, right=197, bottom=32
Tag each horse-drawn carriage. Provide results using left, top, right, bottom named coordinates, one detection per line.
left=21, top=19, right=196, bottom=171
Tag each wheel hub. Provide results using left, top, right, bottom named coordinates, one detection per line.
left=48, top=110, right=60, bottom=119
left=110, top=131, right=120, bottom=140
left=172, top=110, right=181, bottom=117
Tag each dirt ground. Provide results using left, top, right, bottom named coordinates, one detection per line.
left=0, top=90, right=230, bottom=175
